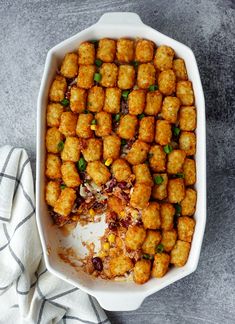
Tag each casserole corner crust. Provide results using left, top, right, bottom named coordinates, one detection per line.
left=45, top=38, right=197, bottom=284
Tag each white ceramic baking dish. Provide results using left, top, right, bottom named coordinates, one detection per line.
left=36, top=12, right=206, bottom=311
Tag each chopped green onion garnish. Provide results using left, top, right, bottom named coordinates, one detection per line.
left=142, top=254, right=153, bottom=260
left=84, top=109, right=89, bottom=114
left=77, top=157, right=87, bottom=172
left=60, top=98, right=69, bottom=106
left=156, top=243, right=164, bottom=253
left=173, top=126, right=180, bottom=136
left=132, top=60, right=139, bottom=68
left=176, top=173, right=184, bottom=178
left=138, top=113, right=145, bottom=120
left=122, top=90, right=130, bottom=100
left=91, top=119, right=97, bottom=125
left=149, top=85, right=158, bottom=91
left=114, top=114, right=120, bottom=122
left=148, top=153, right=154, bottom=159
left=60, top=184, right=66, bottom=190
left=174, top=203, right=181, bottom=215
left=95, top=59, right=103, bottom=67
left=94, top=73, right=102, bottom=82
left=57, top=141, right=64, bottom=152
left=163, top=144, right=173, bottom=154
left=121, top=139, right=127, bottom=146
left=154, top=175, right=163, bottom=185
left=90, top=39, right=98, bottom=44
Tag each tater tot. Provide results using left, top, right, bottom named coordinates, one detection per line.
left=179, top=106, right=196, bottom=131
left=117, top=65, right=135, bottom=89
left=158, top=69, right=176, bottom=95
left=170, top=240, right=191, bottom=267
left=167, top=150, right=186, bottom=174
left=54, top=188, right=76, bottom=217
left=144, top=90, right=163, bottom=115
left=49, top=75, right=67, bottom=102
left=176, top=81, right=194, bottom=105
left=179, top=131, right=196, bottom=156
left=97, top=38, right=116, bottom=63
left=103, top=135, right=121, bottom=160
left=82, top=138, right=102, bottom=162
left=155, top=120, right=172, bottom=146
left=137, top=63, right=156, bottom=89
left=117, top=114, right=138, bottom=139
left=77, top=65, right=95, bottom=89
left=152, top=173, right=168, bottom=200
left=154, top=45, right=174, bottom=71
left=133, top=164, right=153, bottom=186
left=183, top=158, right=196, bottom=186
left=116, top=38, right=135, bottom=63
left=45, top=154, right=61, bottom=179
left=152, top=253, right=170, bottom=278
left=103, top=88, right=121, bottom=113
left=177, top=216, right=195, bottom=242
left=142, top=202, right=161, bottom=229
left=168, top=179, right=185, bottom=203
left=142, top=230, right=162, bottom=254
left=125, top=226, right=146, bottom=250
left=181, top=188, right=197, bottom=216
left=133, top=259, right=151, bottom=284
left=86, top=161, right=111, bottom=186
left=87, top=86, right=105, bottom=112
left=70, top=87, right=87, bottom=113
left=111, top=158, right=132, bottom=182
left=130, top=183, right=152, bottom=209
left=135, top=39, right=154, bottom=63
left=45, top=181, right=61, bottom=207
left=61, top=161, right=81, bottom=187
left=161, top=96, right=181, bottom=123
left=138, top=116, right=155, bottom=143
left=95, top=111, right=112, bottom=137
left=126, top=140, right=150, bottom=165
left=46, top=103, right=64, bottom=128
left=78, top=42, right=95, bottom=65
left=107, top=196, right=125, bottom=214
left=100, top=63, right=118, bottom=87
left=46, top=127, right=63, bottom=153
left=76, top=113, right=93, bottom=138
left=60, top=53, right=78, bottom=78
left=160, top=203, right=175, bottom=230
left=161, top=229, right=177, bottom=252
left=61, top=137, right=80, bottom=162
left=59, top=112, right=77, bottom=137
left=110, top=255, right=133, bottom=277
left=128, top=90, right=146, bottom=115
left=173, top=58, right=188, bottom=81
left=149, top=145, right=166, bottom=172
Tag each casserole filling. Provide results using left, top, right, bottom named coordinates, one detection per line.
left=45, top=38, right=197, bottom=284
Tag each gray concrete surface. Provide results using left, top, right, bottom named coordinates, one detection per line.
left=0, top=0, right=234, bottom=323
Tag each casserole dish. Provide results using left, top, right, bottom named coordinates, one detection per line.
left=36, top=12, right=206, bottom=311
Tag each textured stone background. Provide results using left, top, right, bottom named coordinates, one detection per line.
left=0, top=0, right=234, bottom=323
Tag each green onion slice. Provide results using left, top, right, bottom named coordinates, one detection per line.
left=163, top=144, right=173, bottom=154
left=121, top=139, right=127, bottom=146
left=60, top=184, right=66, bottom=190
left=60, top=98, right=69, bottom=106
left=173, top=126, right=180, bottom=136
left=122, top=90, right=130, bottom=99
left=91, top=119, right=97, bottom=125
left=95, top=59, right=103, bottom=67
left=94, top=73, right=102, bottom=82
left=57, top=141, right=64, bottom=152
left=176, top=173, right=184, bottom=178
left=77, top=157, right=87, bottom=171
left=154, top=175, right=163, bottom=185
left=114, top=114, right=120, bottom=122
left=132, top=60, right=139, bottom=68
left=142, top=254, right=153, bottom=260
left=138, top=113, right=145, bottom=120
left=156, top=244, right=164, bottom=253
left=149, top=85, right=158, bottom=91
left=174, top=203, right=181, bottom=215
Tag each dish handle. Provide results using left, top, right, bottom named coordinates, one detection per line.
left=94, top=292, right=145, bottom=311
left=97, top=12, right=143, bottom=26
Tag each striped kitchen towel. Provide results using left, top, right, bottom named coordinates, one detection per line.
left=0, top=145, right=110, bottom=324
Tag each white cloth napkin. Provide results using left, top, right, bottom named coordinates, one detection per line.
left=0, top=145, right=110, bottom=324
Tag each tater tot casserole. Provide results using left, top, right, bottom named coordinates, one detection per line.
left=45, top=37, right=197, bottom=285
